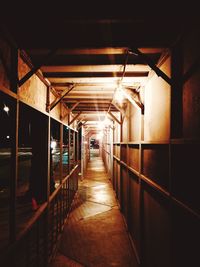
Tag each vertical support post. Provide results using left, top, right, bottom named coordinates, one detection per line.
left=139, top=104, right=144, bottom=264
left=126, top=102, right=130, bottom=228
left=119, top=113, right=123, bottom=211
left=73, top=131, right=75, bottom=168
left=46, top=86, right=50, bottom=113
left=10, top=99, right=18, bottom=243
left=171, top=42, right=183, bottom=138
left=9, top=47, right=18, bottom=243
left=10, top=48, right=18, bottom=93
left=45, top=115, right=51, bottom=266
left=47, top=117, right=51, bottom=200
left=68, top=128, right=70, bottom=174
left=60, top=124, right=63, bottom=184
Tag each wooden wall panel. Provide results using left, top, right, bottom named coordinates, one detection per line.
left=128, top=145, right=139, bottom=172
left=0, top=37, right=11, bottom=89
left=142, top=145, right=169, bottom=190
left=114, top=144, right=120, bottom=158
left=128, top=172, right=140, bottom=257
left=116, top=162, right=121, bottom=205
left=113, top=113, right=121, bottom=143
left=121, top=144, right=127, bottom=163
left=129, top=104, right=141, bottom=141
left=121, top=166, right=128, bottom=222
left=182, top=28, right=200, bottom=74
left=122, top=113, right=128, bottom=142
left=18, top=56, right=47, bottom=113
left=183, top=70, right=200, bottom=138
left=144, top=57, right=171, bottom=141
left=171, top=204, right=200, bottom=267
left=142, top=185, right=171, bottom=267
left=113, top=160, right=117, bottom=191
left=171, top=144, right=200, bottom=212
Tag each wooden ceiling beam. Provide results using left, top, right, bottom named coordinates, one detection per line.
left=41, top=64, right=151, bottom=73
left=51, top=82, right=139, bottom=87
left=69, top=111, right=82, bottom=126
left=129, top=47, right=171, bottom=85
left=18, top=48, right=57, bottom=87
left=108, top=111, right=121, bottom=125
left=43, top=71, right=148, bottom=78
left=31, top=53, right=160, bottom=66
left=29, top=47, right=164, bottom=56
left=49, top=84, right=75, bottom=110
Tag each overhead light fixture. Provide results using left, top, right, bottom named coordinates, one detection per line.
left=51, top=140, right=57, bottom=149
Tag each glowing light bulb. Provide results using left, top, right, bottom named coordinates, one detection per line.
left=51, top=140, right=57, bottom=149
left=114, top=87, right=124, bottom=104
left=3, top=105, right=9, bottom=114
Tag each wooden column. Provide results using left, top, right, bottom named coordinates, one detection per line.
left=171, top=42, right=183, bottom=138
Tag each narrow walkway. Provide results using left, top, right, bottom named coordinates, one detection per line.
left=51, top=157, right=137, bottom=267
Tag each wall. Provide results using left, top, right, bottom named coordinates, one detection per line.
left=111, top=28, right=200, bottom=267
left=0, top=38, right=80, bottom=266
left=144, top=57, right=171, bottom=141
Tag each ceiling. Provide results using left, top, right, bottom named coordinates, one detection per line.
left=3, top=14, right=187, bottom=132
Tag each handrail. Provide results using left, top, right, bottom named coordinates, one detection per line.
left=49, top=164, right=79, bottom=202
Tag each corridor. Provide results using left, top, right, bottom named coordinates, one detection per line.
left=1, top=14, right=200, bottom=267
left=51, top=157, right=137, bottom=267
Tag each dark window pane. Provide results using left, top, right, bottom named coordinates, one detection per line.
left=0, top=91, right=15, bottom=250
left=50, top=119, right=60, bottom=191
left=62, top=125, right=69, bottom=177
left=69, top=130, right=75, bottom=171
left=17, top=103, right=48, bottom=233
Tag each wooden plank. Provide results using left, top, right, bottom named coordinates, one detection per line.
left=50, top=84, right=75, bottom=110
left=30, top=53, right=160, bottom=66
left=130, top=48, right=171, bottom=85
left=43, top=71, right=149, bottom=78
left=41, top=64, right=151, bottom=73
left=69, top=112, right=82, bottom=126
left=18, top=48, right=57, bottom=87
left=108, top=111, right=121, bottom=125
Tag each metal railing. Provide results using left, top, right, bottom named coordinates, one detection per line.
left=2, top=164, right=79, bottom=267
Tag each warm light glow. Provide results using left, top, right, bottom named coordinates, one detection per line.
left=96, top=131, right=103, bottom=140
left=104, top=117, right=111, bottom=126
left=3, top=105, right=9, bottom=114
left=114, top=86, right=124, bottom=104
left=97, top=120, right=105, bottom=129
left=121, top=89, right=141, bottom=110
left=6, top=135, right=10, bottom=139
left=51, top=140, right=57, bottom=149
left=94, top=190, right=108, bottom=203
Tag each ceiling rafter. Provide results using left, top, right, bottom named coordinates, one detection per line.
left=129, top=47, right=171, bottom=85
left=49, top=84, right=75, bottom=111
left=18, top=48, right=57, bottom=87
left=69, top=111, right=82, bottom=126
left=108, top=111, right=121, bottom=125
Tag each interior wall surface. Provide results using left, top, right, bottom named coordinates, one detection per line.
left=111, top=28, right=200, bottom=267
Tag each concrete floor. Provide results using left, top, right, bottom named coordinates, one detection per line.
left=50, top=157, right=137, bottom=267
